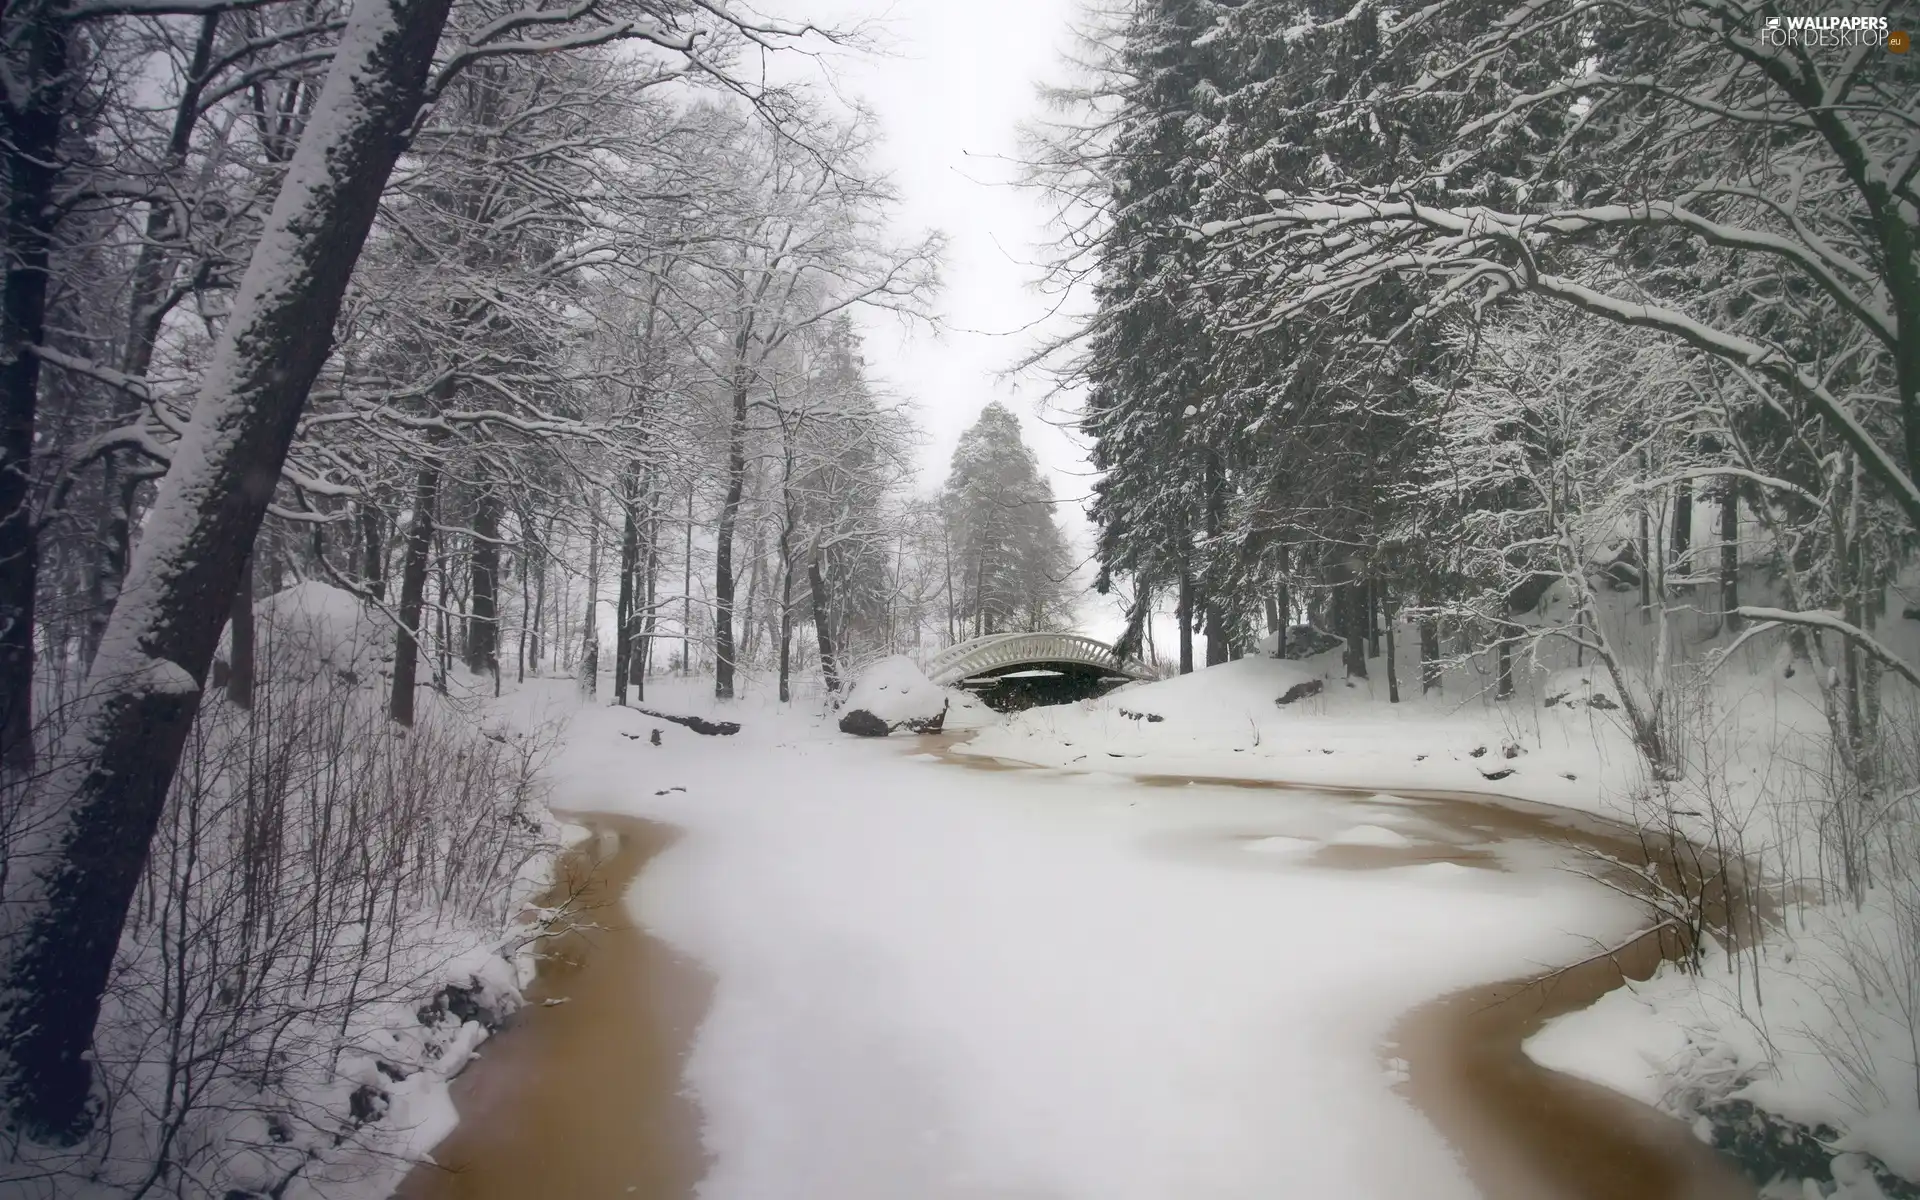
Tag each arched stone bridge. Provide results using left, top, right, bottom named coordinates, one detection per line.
left=927, top=632, right=1142, bottom=710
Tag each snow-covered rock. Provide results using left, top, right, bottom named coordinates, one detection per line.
left=1540, top=666, right=1622, bottom=711
left=248, top=581, right=388, bottom=685
left=839, top=655, right=954, bottom=736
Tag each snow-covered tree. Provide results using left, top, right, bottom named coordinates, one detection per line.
left=943, top=402, right=1073, bottom=637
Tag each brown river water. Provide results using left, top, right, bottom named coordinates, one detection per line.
left=396, top=750, right=1755, bottom=1200
left=396, top=816, right=709, bottom=1200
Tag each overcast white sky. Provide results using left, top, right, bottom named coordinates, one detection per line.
left=764, top=0, right=1117, bottom=626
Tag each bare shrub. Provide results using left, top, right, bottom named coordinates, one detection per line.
left=3, top=609, right=560, bottom=1198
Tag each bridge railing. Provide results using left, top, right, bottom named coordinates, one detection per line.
left=923, top=633, right=1023, bottom=680
left=926, top=631, right=1136, bottom=687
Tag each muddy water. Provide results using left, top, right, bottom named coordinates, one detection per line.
left=395, top=815, right=709, bottom=1200
left=940, top=747, right=1756, bottom=1200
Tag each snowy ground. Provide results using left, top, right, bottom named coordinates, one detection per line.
left=546, top=679, right=1652, bottom=1199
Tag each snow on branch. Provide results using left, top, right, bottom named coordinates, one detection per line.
left=1730, top=607, right=1920, bottom=692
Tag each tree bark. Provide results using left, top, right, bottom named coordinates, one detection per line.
left=465, top=489, right=501, bottom=677
left=612, top=470, right=638, bottom=703
left=1342, top=584, right=1368, bottom=680
left=635, top=488, right=656, bottom=702
left=1671, top=477, right=1692, bottom=578
left=1384, top=594, right=1400, bottom=704
left=1420, top=617, right=1441, bottom=694
left=1366, top=579, right=1382, bottom=659
left=809, top=542, right=840, bottom=695
left=1176, top=568, right=1194, bottom=674
left=1275, top=581, right=1288, bottom=658
left=580, top=499, right=600, bottom=697
left=1204, top=600, right=1229, bottom=666
left=0, top=0, right=70, bottom=775
left=714, top=359, right=749, bottom=699
left=390, top=459, right=442, bottom=727
left=0, top=0, right=455, bottom=1136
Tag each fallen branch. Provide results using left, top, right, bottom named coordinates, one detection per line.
left=633, top=707, right=740, bottom=736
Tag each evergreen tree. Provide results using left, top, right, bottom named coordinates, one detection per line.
left=943, top=402, right=1072, bottom=636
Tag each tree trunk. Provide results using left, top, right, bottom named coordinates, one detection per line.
left=0, top=0, right=455, bottom=1135
left=1366, top=579, right=1382, bottom=659
left=1720, top=480, right=1740, bottom=631
left=1177, top=569, right=1194, bottom=674
left=1671, top=477, right=1693, bottom=579
left=1638, top=452, right=1653, bottom=613
left=226, top=552, right=255, bottom=709
left=0, top=1, right=69, bottom=776
left=390, top=460, right=442, bottom=727
left=612, top=470, right=639, bottom=703
left=359, top=501, right=385, bottom=601
left=777, top=463, right=795, bottom=704
left=1496, top=634, right=1514, bottom=700
left=580, top=501, right=600, bottom=698
left=1342, top=584, right=1368, bottom=680
left=529, top=530, right=545, bottom=671
left=681, top=479, right=693, bottom=674
left=777, top=556, right=794, bottom=704
left=714, top=367, right=748, bottom=700
left=810, top=542, right=840, bottom=696
left=1204, top=600, right=1229, bottom=666
left=518, top=537, right=530, bottom=683
left=1420, top=617, right=1441, bottom=694
left=1384, top=596, right=1400, bottom=704
left=635, top=491, right=656, bottom=702
left=1275, top=581, right=1288, bottom=658
left=464, top=490, right=500, bottom=677
left=434, top=537, right=451, bottom=692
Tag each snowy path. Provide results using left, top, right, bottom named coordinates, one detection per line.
left=540, top=703, right=1746, bottom=1200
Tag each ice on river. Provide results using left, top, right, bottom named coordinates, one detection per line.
left=552, top=695, right=1643, bottom=1200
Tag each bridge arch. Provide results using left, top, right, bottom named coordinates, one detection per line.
left=927, top=631, right=1140, bottom=694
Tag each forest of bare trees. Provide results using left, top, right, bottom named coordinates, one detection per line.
left=0, top=0, right=1077, bottom=1191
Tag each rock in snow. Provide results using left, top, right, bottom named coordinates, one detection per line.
left=839, top=655, right=953, bottom=737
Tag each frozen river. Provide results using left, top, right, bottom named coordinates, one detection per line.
left=401, top=715, right=1752, bottom=1200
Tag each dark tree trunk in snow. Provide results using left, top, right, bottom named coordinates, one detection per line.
left=0, top=0, right=70, bottom=775
left=1671, top=478, right=1692, bottom=577
left=579, top=505, right=600, bottom=698
left=360, top=502, right=386, bottom=601
left=613, top=470, right=639, bottom=703
left=1420, top=617, right=1441, bottom=694
left=1176, top=569, right=1194, bottom=674
left=714, top=372, right=747, bottom=700
left=1204, top=601, right=1229, bottom=666
left=390, top=458, right=443, bottom=727
left=227, top=553, right=254, bottom=709
left=1366, top=580, right=1382, bottom=660
left=1341, top=585, right=1368, bottom=680
left=1274, top=581, right=1288, bottom=658
left=810, top=544, right=840, bottom=696
left=465, top=491, right=501, bottom=677
left=0, top=0, right=456, bottom=1137
left=1383, top=591, right=1399, bottom=704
